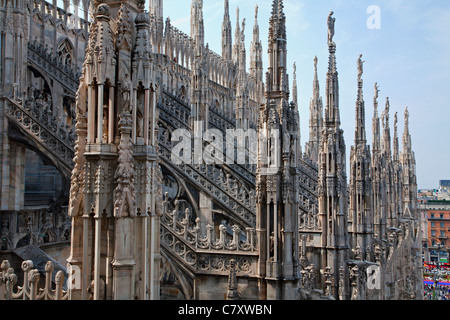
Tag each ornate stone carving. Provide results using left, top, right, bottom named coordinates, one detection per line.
left=226, top=259, right=239, bottom=300
left=322, top=266, right=334, bottom=297
left=115, top=1, right=132, bottom=51
left=113, top=108, right=137, bottom=218
left=0, top=260, right=68, bottom=300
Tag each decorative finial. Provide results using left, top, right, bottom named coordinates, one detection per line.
left=404, top=107, right=409, bottom=127
left=227, top=259, right=239, bottom=300
left=394, top=112, right=398, bottom=131
left=357, top=54, right=365, bottom=82
left=314, top=55, right=318, bottom=72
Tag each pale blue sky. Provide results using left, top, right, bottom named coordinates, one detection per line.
left=158, top=0, right=450, bottom=189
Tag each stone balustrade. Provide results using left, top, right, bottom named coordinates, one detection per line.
left=32, top=0, right=89, bottom=32
left=160, top=195, right=258, bottom=278
left=161, top=195, right=256, bottom=253
left=27, top=41, right=81, bottom=94
left=0, top=260, right=68, bottom=300
left=1, top=204, right=71, bottom=251
left=158, top=143, right=256, bottom=228
left=4, top=97, right=75, bottom=176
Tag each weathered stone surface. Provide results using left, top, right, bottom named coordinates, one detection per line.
left=0, top=0, right=422, bottom=301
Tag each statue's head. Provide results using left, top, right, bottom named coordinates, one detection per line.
left=96, top=3, right=110, bottom=17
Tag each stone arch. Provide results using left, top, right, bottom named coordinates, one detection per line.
left=8, top=120, right=72, bottom=180
left=56, top=37, right=75, bottom=68
left=159, top=249, right=194, bottom=300
left=27, top=65, right=53, bottom=106
left=15, top=234, right=31, bottom=248
left=160, top=162, right=199, bottom=219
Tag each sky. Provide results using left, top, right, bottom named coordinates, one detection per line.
left=156, top=0, right=450, bottom=189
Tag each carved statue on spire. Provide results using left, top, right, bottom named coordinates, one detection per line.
left=394, top=112, right=398, bottom=132
left=357, top=54, right=365, bottom=82
left=404, top=107, right=409, bottom=128
left=327, top=11, right=335, bottom=46
left=121, top=73, right=132, bottom=109
left=374, top=82, right=379, bottom=101
left=314, top=55, right=318, bottom=72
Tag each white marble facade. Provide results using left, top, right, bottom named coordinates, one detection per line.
left=0, top=0, right=423, bottom=300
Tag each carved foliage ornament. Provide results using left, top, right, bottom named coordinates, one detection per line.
left=114, top=109, right=137, bottom=218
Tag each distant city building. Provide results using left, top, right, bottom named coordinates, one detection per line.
left=418, top=189, right=439, bottom=201
left=419, top=200, right=450, bottom=263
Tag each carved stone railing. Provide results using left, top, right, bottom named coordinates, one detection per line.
left=158, top=93, right=190, bottom=129
left=0, top=260, right=68, bottom=300
left=158, top=142, right=256, bottom=228
left=160, top=196, right=258, bottom=277
left=27, top=41, right=81, bottom=94
left=298, top=159, right=319, bottom=193
left=4, top=97, right=75, bottom=176
left=208, top=99, right=259, bottom=138
left=157, top=93, right=258, bottom=227
left=299, top=197, right=321, bottom=231
left=160, top=235, right=258, bottom=278
left=1, top=205, right=71, bottom=251
left=161, top=196, right=256, bottom=252
left=208, top=104, right=236, bottom=130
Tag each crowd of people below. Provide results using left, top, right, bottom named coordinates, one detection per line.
left=424, top=283, right=450, bottom=300
left=423, top=262, right=450, bottom=300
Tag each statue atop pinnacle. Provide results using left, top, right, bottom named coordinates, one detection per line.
left=327, top=11, right=335, bottom=47
left=357, top=54, right=365, bottom=83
